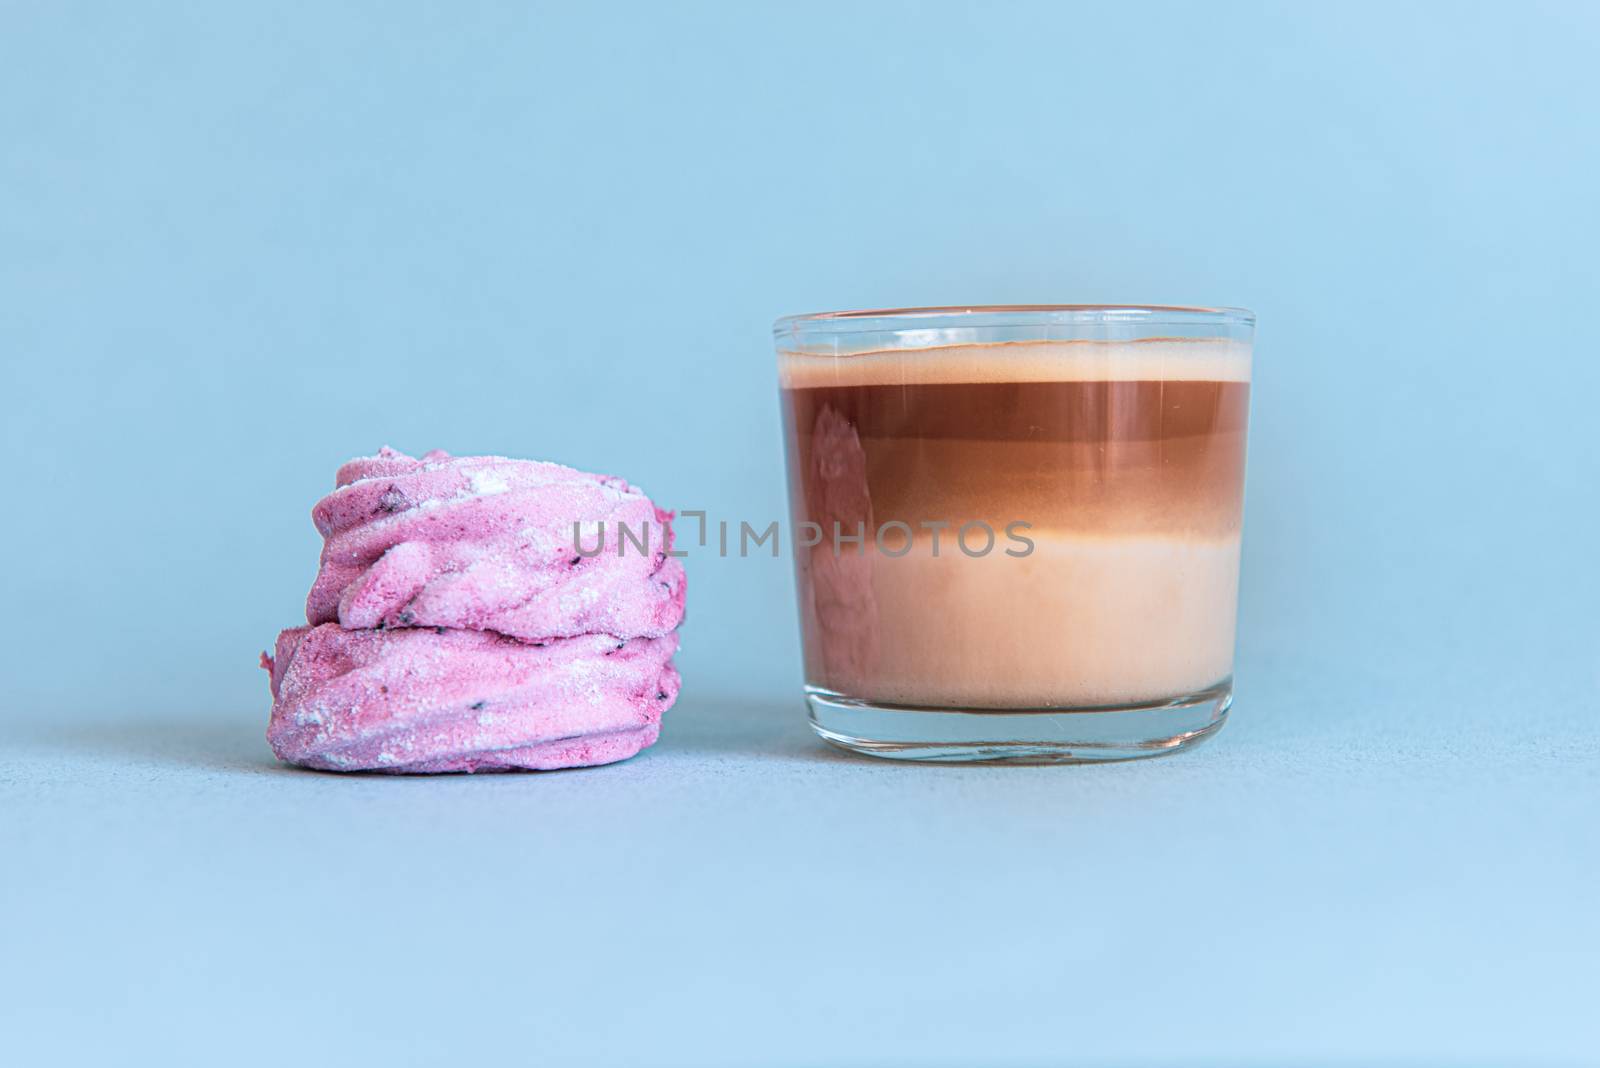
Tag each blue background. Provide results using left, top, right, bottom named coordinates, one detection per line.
left=2, top=2, right=1596, bottom=1065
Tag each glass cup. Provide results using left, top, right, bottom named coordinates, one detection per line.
left=774, top=305, right=1254, bottom=762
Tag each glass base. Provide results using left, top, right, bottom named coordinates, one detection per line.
left=805, top=679, right=1231, bottom=764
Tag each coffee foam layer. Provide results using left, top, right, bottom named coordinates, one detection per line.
left=778, top=338, right=1251, bottom=389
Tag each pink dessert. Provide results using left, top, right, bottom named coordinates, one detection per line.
left=265, top=625, right=680, bottom=772
left=263, top=447, right=686, bottom=773
left=307, top=447, right=685, bottom=643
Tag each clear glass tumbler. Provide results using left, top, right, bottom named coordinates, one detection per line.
left=775, top=305, right=1254, bottom=762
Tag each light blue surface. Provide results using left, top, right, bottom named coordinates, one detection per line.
left=2, top=3, right=1596, bottom=1065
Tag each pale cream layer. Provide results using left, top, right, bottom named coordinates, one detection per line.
left=778, top=338, right=1252, bottom=389
left=801, top=531, right=1241, bottom=708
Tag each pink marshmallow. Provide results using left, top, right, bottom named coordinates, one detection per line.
left=305, top=447, right=686, bottom=643
left=264, top=624, right=680, bottom=773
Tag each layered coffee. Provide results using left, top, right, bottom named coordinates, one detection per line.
left=779, top=339, right=1250, bottom=708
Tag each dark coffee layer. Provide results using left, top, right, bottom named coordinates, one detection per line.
left=781, top=380, right=1249, bottom=537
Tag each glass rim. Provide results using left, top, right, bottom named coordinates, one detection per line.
left=774, top=304, right=1255, bottom=338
